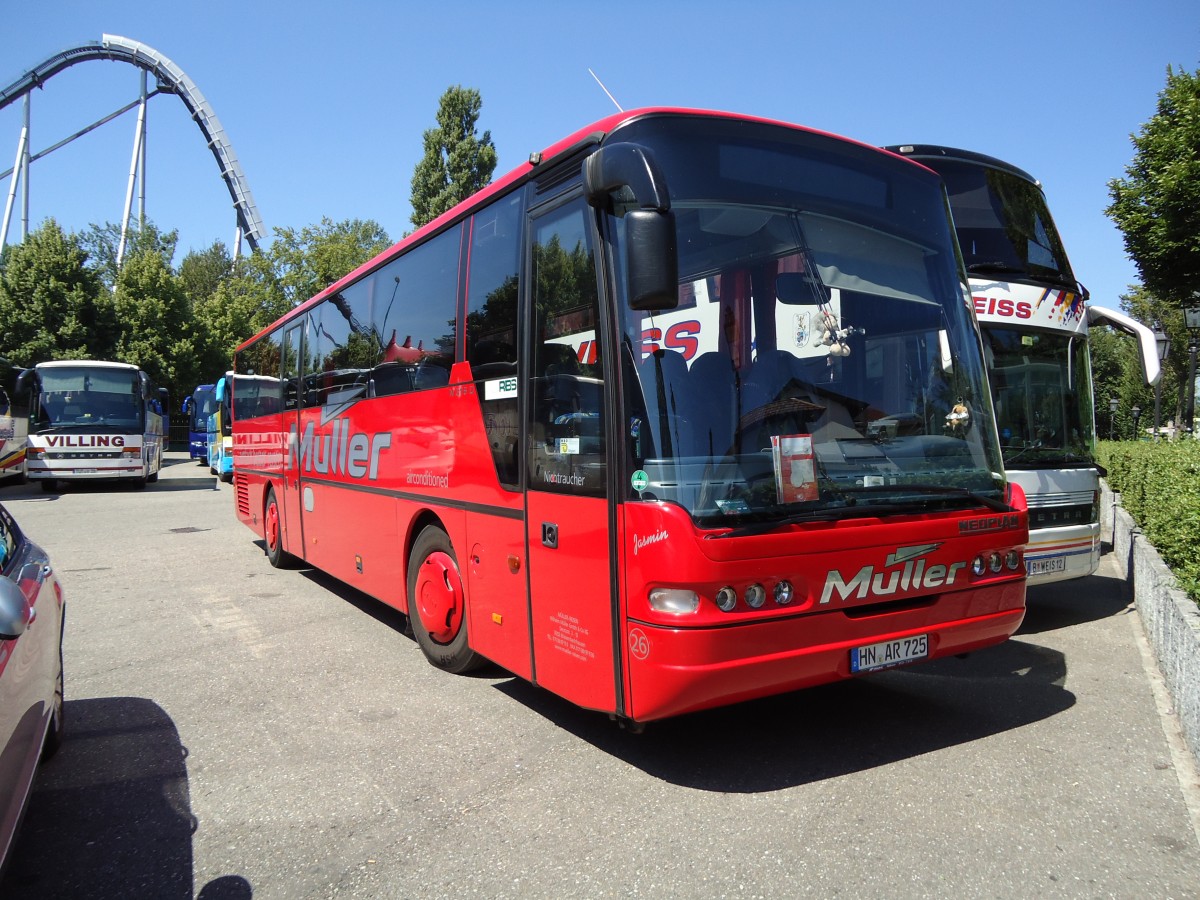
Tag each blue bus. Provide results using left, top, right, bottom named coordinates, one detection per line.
left=208, top=374, right=233, bottom=482
left=182, top=383, right=216, bottom=463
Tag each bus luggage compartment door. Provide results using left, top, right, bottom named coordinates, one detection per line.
left=526, top=492, right=617, bottom=714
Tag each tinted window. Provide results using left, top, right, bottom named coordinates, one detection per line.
left=528, top=198, right=606, bottom=497
left=466, top=193, right=523, bottom=486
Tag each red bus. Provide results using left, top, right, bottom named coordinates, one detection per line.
left=232, top=108, right=1028, bottom=728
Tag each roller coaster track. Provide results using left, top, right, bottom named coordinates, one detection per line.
left=0, top=33, right=264, bottom=252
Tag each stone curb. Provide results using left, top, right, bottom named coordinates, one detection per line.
left=1102, top=481, right=1200, bottom=765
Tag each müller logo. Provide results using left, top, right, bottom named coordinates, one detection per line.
left=820, top=543, right=967, bottom=605
left=44, top=435, right=126, bottom=447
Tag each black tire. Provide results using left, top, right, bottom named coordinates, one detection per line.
left=42, top=637, right=64, bottom=760
left=407, top=526, right=482, bottom=673
left=40, top=478, right=56, bottom=493
left=263, top=489, right=295, bottom=569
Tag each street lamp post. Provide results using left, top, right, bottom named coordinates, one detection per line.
left=1131, top=405, right=1142, bottom=441
left=1109, top=397, right=1119, bottom=441
left=1186, top=306, right=1200, bottom=439
left=1154, top=329, right=1171, bottom=441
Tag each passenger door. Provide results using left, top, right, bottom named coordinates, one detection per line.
left=524, top=194, right=619, bottom=714
left=279, top=323, right=306, bottom=561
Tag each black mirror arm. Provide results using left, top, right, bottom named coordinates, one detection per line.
left=584, top=143, right=671, bottom=213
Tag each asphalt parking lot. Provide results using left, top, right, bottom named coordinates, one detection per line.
left=1, top=452, right=1198, bottom=898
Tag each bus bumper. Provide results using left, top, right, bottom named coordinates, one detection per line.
left=1024, top=525, right=1100, bottom=586
left=625, top=581, right=1025, bottom=722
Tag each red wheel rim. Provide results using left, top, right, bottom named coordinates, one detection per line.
left=265, top=500, right=280, bottom=553
left=414, top=551, right=463, bottom=643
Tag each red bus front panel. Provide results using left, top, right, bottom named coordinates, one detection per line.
left=619, top=501, right=1026, bottom=722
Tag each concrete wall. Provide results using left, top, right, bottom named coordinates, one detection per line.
left=1103, top=482, right=1200, bottom=764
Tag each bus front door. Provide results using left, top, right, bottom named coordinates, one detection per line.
left=280, top=323, right=307, bottom=562
left=523, top=196, right=619, bottom=715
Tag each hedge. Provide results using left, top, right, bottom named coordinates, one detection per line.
left=1097, top=440, right=1200, bottom=605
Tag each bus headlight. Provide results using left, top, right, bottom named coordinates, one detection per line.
left=988, top=552, right=1003, bottom=573
left=972, top=555, right=987, bottom=577
left=1006, top=550, right=1021, bottom=571
left=649, top=588, right=699, bottom=614
left=774, top=580, right=794, bottom=605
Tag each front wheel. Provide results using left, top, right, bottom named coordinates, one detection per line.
left=263, top=489, right=295, bottom=569
left=407, top=526, right=482, bottom=674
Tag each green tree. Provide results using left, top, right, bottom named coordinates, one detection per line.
left=194, top=251, right=289, bottom=376
left=0, top=219, right=113, bottom=364
left=110, top=248, right=198, bottom=399
left=178, top=241, right=233, bottom=309
left=270, top=218, right=391, bottom=307
left=1107, top=65, right=1200, bottom=303
left=410, top=86, right=498, bottom=229
left=80, top=220, right=179, bottom=290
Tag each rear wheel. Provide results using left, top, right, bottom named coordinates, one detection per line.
left=264, top=488, right=295, bottom=568
left=407, top=526, right=482, bottom=673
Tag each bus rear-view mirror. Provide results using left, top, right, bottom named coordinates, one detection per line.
left=775, top=272, right=825, bottom=305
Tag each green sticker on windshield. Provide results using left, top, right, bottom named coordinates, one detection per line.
left=631, top=469, right=649, bottom=492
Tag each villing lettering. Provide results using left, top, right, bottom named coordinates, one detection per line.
left=44, top=434, right=126, bottom=448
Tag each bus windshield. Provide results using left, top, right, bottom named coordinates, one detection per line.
left=932, top=157, right=1075, bottom=288
left=609, top=118, right=1006, bottom=528
left=189, top=387, right=216, bottom=432
left=35, top=365, right=143, bottom=431
left=985, top=326, right=1094, bottom=467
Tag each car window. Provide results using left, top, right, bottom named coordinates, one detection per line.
left=0, top=506, right=19, bottom=576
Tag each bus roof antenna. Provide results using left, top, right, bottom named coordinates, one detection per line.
left=588, top=69, right=624, bottom=112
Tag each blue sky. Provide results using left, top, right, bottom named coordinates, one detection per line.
left=2, top=1, right=1197, bottom=311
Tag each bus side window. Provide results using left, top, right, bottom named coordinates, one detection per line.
left=528, top=197, right=605, bottom=497
left=466, top=194, right=523, bottom=489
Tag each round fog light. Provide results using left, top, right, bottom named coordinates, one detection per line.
left=774, top=580, right=794, bottom=605
left=715, top=586, right=738, bottom=612
left=745, top=584, right=766, bottom=608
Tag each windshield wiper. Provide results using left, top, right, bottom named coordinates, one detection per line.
left=713, top=501, right=880, bottom=539
left=1004, top=449, right=1095, bottom=469
left=840, top=483, right=1014, bottom=513
left=966, top=261, right=1027, bottom=276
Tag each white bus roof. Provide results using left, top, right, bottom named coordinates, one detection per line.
left=35, top=360, right=139, bottom=371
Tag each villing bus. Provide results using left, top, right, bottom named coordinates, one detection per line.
left=18, top=360, right=168, bottom=491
